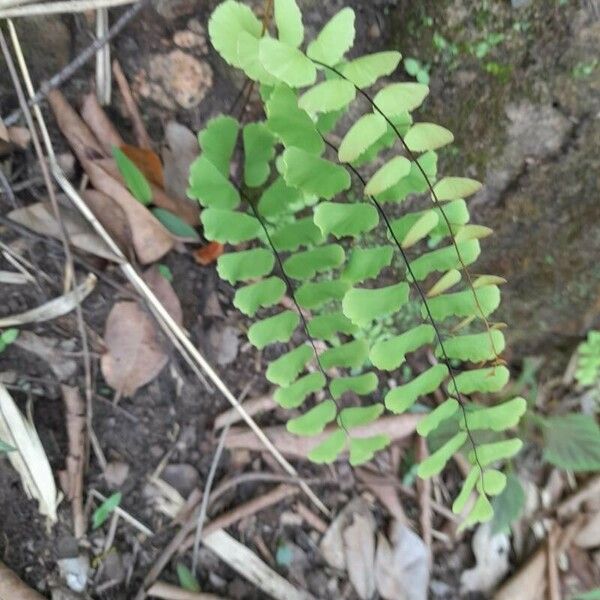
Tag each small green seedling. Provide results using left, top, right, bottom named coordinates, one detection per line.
left=92, top=492, right=122, bottom=529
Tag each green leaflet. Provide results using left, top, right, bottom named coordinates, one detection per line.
left=188, top=155, right=240, bottom=209
left=287, top=399, right=337, bottom=436
left=308, top=429, right=346, bottom=463
left=433, top=177, right=482, bottom=201
left=243, top=122, right=275, bottom=187
left=453, top=467, right=480, bottom=514
left=92, top=491, right=122, bottom=529
left=370, top=324, right=436, bottom=371
left=321, top=339, right=369, bottom=370
left=437, top=330, right=505, bottom=362
left=275, top=372, right=326, bottom=408
left=237, top=31, right=278, bottom=85
left=314, top=202, right=379, bottom=238
left=417, top=399, right=459, bottom=437
left=217, top=248, right=274, bottom=284
left=409, top=240, right=481, bottom=281
left=468, top=438, right=523, bottom=467
left=476, top=469, right=507, bottom=496
left=271, top=217, right=324, bottom=251
left=338, top=113, right=387, bottom=163
left=377, top=152, right=438, bottom=203
left=341, top=245, right=394, bottom=284
left=462, top=494, right=494, bottom=529
left=338, top=403, right=383, bottom=427
left=343, top=282, right=410, bottom=327
left=197, top=115, right=239, bottom=176
left=373, top=82, right=429, bottom=115
left=404, top=122, right=454, bottom=152
left=307, top=311, right=357, bottom=339
left=257, top=177, right=304, bottom=221
left=340, top=51, right=402, bottom=88
left=331, top=373, right=379, bottom=400
left=353, top=113, right=411, bottom=168
left=463, top=398, right=527, bottom=432
left=283, top=244, right=345, bottom=279
left=316, top=108, right=345, bottom=134
left=233, top=277, right=286, bottom=316
left=177, top=564, right=200, bottom=593
left=299, top=79, right=356, bottom=114
left=385, top=364, right=449, bottom=414
left=259, top=38, right=316, bottom=88
left=282, top=148, right=351, bottom=199
left=296, top=279, right=350, bottom=310
left=266, top=85, right=324, bottom=154
left=448, top=365, right=510, bottom=395
left=430, top=199, right=470, bottom=236
left=364, top=156, right=412, bottom=196
left=417, top=431, right=467, bottom=478
left=401, top=210, right=440, bottom=249
left=428, top=270, right=462, bottom=297
left=266, top=345, right=313, bottom=386
left=424, top=285, right=501, bottom=320
left=248, top=310, right=299, bottom=349
left=542, top=414, right=600, bottom=472
left=113, top=147, right=152, bottom=205
left=208, top=1, right=262, bottom=68
left=306, top=7, right=355, bottom=67
left=201, top=208, right=262, bottom=244
left=152, top=208, right=200, bottom=240
left=349, top=434, right=390, bottom=466
left=274, top=0, right=303, bottom=47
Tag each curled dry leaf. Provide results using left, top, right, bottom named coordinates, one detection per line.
left=0, top=560, right=45, bottom=600
left=101, top=266, right=182, bottom=397
left=343, top=512, right=377, bottom=599
left=194, top=242, right=224, bottom=266
left=461, top=522, right=510, bottom=595
left=80, top=93, right=124, bottom=155
left=0, top=384, right=59, bottom=521
left=121, top=143, right=164, bottom=188
left=0, top=273, right=96, bottom=328
left=48, top=90, right=173, bottom=264
left=162, top=121, right=198, bottom=202
left=8, top=201, right=121, bottom=262
left=374, top=522, right=429, bottom=600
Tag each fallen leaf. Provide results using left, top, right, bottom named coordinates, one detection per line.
left=0, top=560, right=45, bottom=599
left=0, top=273, right=96, bottom=328
left=493, top=545, right=546, bottom=600
left=194, top=242, right=224, bottom=266
left=461, top=522, right=510, bottom=595
left=343, top=513, right=376, bottom=599
left=13, top=331, right=78, bottom=381
left=8, top=201, right=121, bottom=262
left=101, top=267, right=182, bottom=396
left=0, top=384, right=59, bottom=521
left=375, top=522, right=429, bottom=600
left=162, top=120, right=198, bottom=201
left=7, top=126, right=31, bottom=149
left=80, top=93, right=124, bottom=155
left=574, top=510, right=600, bottom=549
left=224, top=414, right=421, bottom=459
left=121, top=143, right=164, bottom=188
left=48, top=90, right=174, bottom=264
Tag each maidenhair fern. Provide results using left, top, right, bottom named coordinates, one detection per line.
left=188, top=0, right=527, bottom=527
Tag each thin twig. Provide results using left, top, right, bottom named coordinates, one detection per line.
left=95, top=8, right=111, bottom=106
left=0, top=168, right=17, bottom=208
left=191, top=425, right=229, bottom=576
left=3, top=0, right=150, bottom=127
left=0, top=0, right=135, bottom=18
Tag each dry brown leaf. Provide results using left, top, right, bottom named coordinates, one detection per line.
left=80, top=93, right=124, bottom=155
left=343, top=513, right=376, bottom=599
left=48, top=90, right=173, bottom=264
left=121, top=143, right=164, bottom=188
left=58, top=386, right=86, bottom=538
left=574, top=510, right=600, bottom=549
left=8, top=201, right=121, bottom=262
left=162, top=121, right=198, bottom=201
left=224, top=414, right=421, bottom=459
left=0, top=560, right=45, bottom=599
left=374, top=522, right=429, bottom=600
left=356, top=470, right=407, bottom=525
left=493, top=545, right=546, bottom=600
left=194, top=242, right=224, bottom=266
left=461, top=522, right=510, bottom=595
left=14, top=331, right=78, bottom=382
left=101, top=267, right=182, bottom=397
left=7, top=126, right=31, bottom=149
left=0, top=384, right=59, bottom=521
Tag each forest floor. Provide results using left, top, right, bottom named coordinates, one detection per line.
left=0, top=0, right=599, bottom=599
